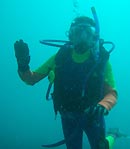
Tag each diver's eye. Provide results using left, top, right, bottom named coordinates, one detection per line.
left=71, top=26, right=93, bottom=36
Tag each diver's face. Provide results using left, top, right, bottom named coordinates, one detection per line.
left=69, top=24, right=96, bottom=53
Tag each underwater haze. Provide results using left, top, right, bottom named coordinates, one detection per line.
left=0, top=0, right=130, bottom=148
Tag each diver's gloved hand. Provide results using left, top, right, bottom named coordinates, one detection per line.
left=85, top=104, right=109, bottom=117
left=14, top=39, right=30, bottom=72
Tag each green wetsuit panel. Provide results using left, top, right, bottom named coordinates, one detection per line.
left=34, top=50, right=116, bottom=89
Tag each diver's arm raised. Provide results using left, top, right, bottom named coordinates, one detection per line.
left=18, top=54, right=56, bottom=85
left=18, top=70, right=46, bottom=85
left=14, top=39, right=55, bottom=85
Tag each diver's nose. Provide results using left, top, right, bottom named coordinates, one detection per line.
left=79, top=30, right=88, bottom=41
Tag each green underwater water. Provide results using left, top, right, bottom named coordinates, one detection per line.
left=0, top=0, right=130, bottom=148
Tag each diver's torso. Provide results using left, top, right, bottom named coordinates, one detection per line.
left=53, top=47, right=104, bottom=112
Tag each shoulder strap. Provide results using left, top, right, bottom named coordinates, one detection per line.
left=55, top=44, right=72, bottom=66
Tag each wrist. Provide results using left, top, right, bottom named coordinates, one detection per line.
left=18, top=64, right=30, bottom=72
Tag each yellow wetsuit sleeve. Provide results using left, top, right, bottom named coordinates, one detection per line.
left=18, top=54, right=56, bottom=85
left=98, top=61, right=117, bottom=110
left=34, top=54, right=56, bottom=75
left=104, top=61, right=116, bottom=89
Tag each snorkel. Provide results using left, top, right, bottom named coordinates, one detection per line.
left=91, top=7, right=100, bottom=61
left=91, top=7, right=115, bottom=60
left=81, top=7, right=115, bottom=97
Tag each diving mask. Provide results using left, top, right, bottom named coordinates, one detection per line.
left=70, top=23, right=95, bottom=38
left=69, top=22, right=97, bottom=52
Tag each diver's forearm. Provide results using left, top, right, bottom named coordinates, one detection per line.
left=18, top=69, right=46, bottom=85
left=98, top=90, right=117, bottom=110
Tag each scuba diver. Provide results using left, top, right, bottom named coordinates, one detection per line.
left=14, top=7, right=119, bottom=149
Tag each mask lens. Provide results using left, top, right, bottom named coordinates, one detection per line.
left=71, top=24, right=95, bottom=38
left=69, top=23, right=96, bottom=50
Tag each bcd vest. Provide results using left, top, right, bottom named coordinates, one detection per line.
left=53, top=45, right=109, bottom=113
